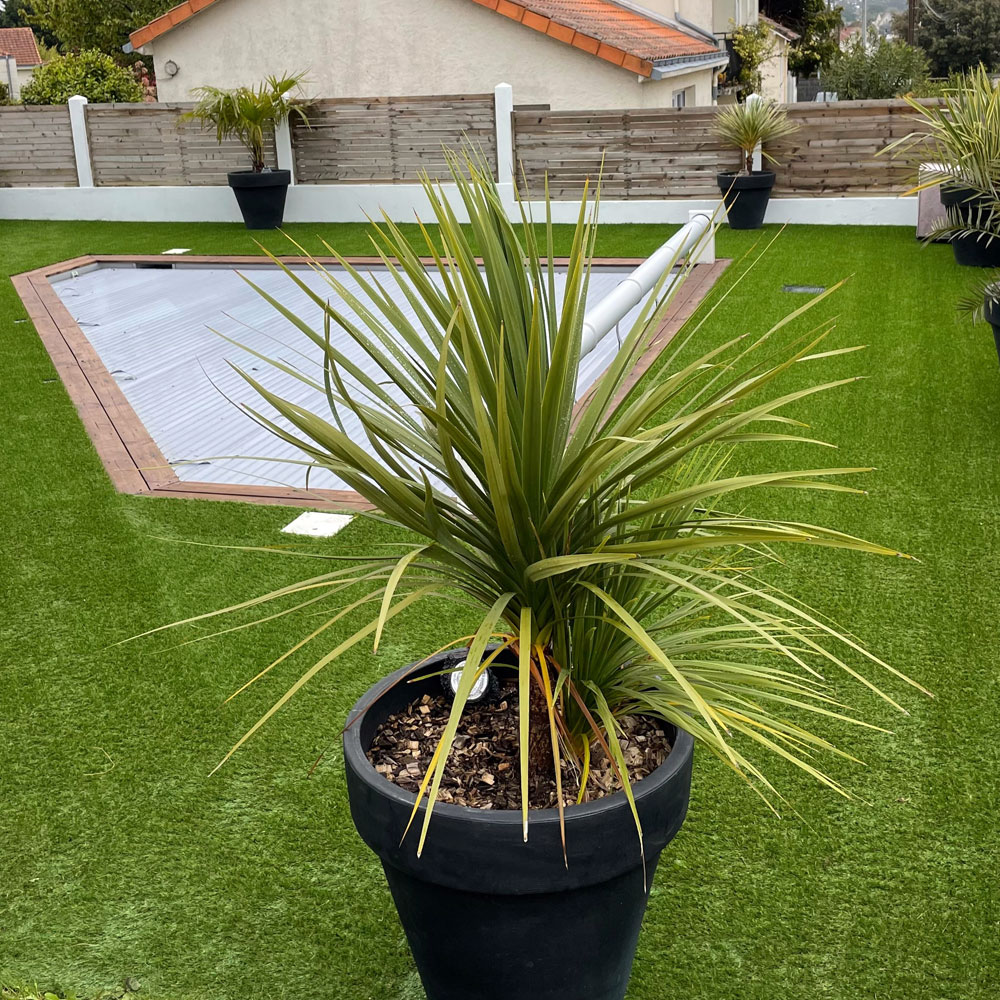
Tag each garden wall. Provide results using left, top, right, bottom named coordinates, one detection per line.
left=513, top=99, right=930, bottom=199
left=0, top=85, right=928, bottom=226
left=85, top=103, right=277, bottom=186
left=0, top=105, right=77, bottom=187
left=512, top=106, right=741, bottom=199
left=770, top=100, right=931, bottom=194
left=292, top=94, right=498, bottom=183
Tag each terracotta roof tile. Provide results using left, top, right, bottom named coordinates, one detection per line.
left=129, top=0, right=721, bottom=78
left=471, top=0, right=721, bottom=76
left=130, top=0, right=226, bottom=48
left=0, top=27, right=42, bottom=66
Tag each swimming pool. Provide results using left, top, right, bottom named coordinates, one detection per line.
left=16, top=254, right=726, bottom=507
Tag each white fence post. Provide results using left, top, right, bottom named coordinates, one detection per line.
left=745, top=93, right=764, bottom=172
left=494, top=82, right=515, bottom=215
left=275, top=118, right=296, bottom=185
left=67, top=95, right=94, bottom=189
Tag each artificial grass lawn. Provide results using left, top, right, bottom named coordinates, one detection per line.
left=2, top=219, right=998, bottom=1000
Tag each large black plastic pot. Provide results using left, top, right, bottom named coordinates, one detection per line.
left=343, top=648, right=695, bottom=1000
left=985, top=291, right=1000, bottom=367
left=939, top=185, right=1000, bottom=268
left=227, top=169, right=290, bottom=230
left=717, top=170, right=776, bottom=230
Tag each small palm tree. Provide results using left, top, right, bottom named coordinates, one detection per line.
left=141, top=154, right=925, bottom=851
left=713, top=97, right=799, bottom=174
left=184, top=72, right=309, bottom=172
left=883, top=65, right=1000, bottom=198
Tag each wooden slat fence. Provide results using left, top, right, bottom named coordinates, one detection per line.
left=85, top=103, right=277, bottom=186
left=513, top=99, right=935, bottom=199
left=512, top=106, right=742, bottom=199
left=291, top=94, right=497, bottom=183
left=0, top=95, right=937, bottom=195
left=0, top=106, right=77, bottom=187
left=767, top=99, right=931, bottom=195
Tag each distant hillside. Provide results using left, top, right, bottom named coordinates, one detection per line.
left=841, top=0, right=907, bottom=17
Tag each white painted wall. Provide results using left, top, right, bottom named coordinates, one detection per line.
left=760, top=32, right=791, bottom=102
left=0, top=183, right=920, bottom=226
left=148, top=0, right=717, bottom=109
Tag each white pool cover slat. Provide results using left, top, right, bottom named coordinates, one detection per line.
left=54, top=264, right=671, bottom=491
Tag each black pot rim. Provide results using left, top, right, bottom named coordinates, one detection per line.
left=344, top=651, right=694, bottom=829
left=717, top=170, right=776, bottom=188
left=940, top=182, right=996, bottom=207
left=227, top=168, right=291, bottom=187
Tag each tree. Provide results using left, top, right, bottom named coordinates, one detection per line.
left=20, top=48, right=143, bottom=103
left=0, top=0, right=58, bottom=48
left=824, top=30, right=930, bottom=98
left=23, top=0, right=175, bottom=57
left=761, top=0, right=844, bottom=76
left=904, top=0, right=1000, bottom=76
left=730, top=20, right=777, bottom=95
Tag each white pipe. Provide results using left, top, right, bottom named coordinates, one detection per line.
left=579, top=211, right=711, bottom=357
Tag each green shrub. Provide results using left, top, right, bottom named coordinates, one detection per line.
left=824, top=31, right=929, bottom=100
left=730, top=20, right=776, bottom=96
left=20, top=50, right=143, bottom=105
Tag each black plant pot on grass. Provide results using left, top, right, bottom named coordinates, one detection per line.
left=717, top=170, right=776, bottom=230
left=985, top=291, right=1000, bottom=367
left=343, top=648, right=695, bottom=1000
left=228, top=169, right=291, bottom=230
left=940, top=185, right=1000, bottom=268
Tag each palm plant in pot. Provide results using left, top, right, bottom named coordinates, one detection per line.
left=713, top=96, right=799, bottom=229
left=883, top=65, right=1000, bottom=268
left=184, top=72, right=308, bottom=230
left=141, top=155, right=925, bottom=1000
left=948, top=192, right=1000, bottom=365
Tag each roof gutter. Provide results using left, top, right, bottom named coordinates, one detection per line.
left=674, top=12, right=718, bottom=45
left=649, top=49, right=730, bottom=80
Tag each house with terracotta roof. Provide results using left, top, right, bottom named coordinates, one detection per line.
left=129, top=0, right=736, bottom=109
left=0, top=26, right=42, bottom=99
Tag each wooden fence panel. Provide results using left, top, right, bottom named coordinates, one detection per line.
left=767, top=99, right=930, bottom=195
left=0, top=106, right=77, bottom=187
left=86, top=103, right=276, bottom=186
left=292, top=94, right=497, bottom=183
left=2, top=96, right=938, bottom=196
left=512, top=106, right=742, bottom=199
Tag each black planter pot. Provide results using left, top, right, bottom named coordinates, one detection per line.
left=939, top=185, right=1000, bottom=268
left=717, top=170, right=776, bottom=230
left=985, top=292, right=1000, bottom=367
left=343, top=648, right=695, bottom=1000
left=227, top=169, right=291, bottom=230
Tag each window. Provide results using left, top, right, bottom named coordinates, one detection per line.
left=672, top=86, right=695, bottom=108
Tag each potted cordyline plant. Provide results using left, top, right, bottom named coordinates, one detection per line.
left=714, top=96, right=799, bottom=229
left=946, top=191, right=1000, bottom=365
left=882, top=65, right=1000, bottom=268
left=139, top=155, right=925, bottom=1000
left=184, top=72, right=308, bottom=230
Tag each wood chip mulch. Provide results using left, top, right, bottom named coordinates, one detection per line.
left=366, top=682, right=672, bottom=810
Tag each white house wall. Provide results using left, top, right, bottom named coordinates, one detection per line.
left=149, top=0, right=716, bottom=108
left=760, top=38, right=789, bottom=102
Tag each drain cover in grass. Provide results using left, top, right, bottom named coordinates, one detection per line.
left=782, top=284, right=827, bottom=294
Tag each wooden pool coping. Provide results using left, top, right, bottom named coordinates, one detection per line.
left=13, top=253, right=729, bottom=510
